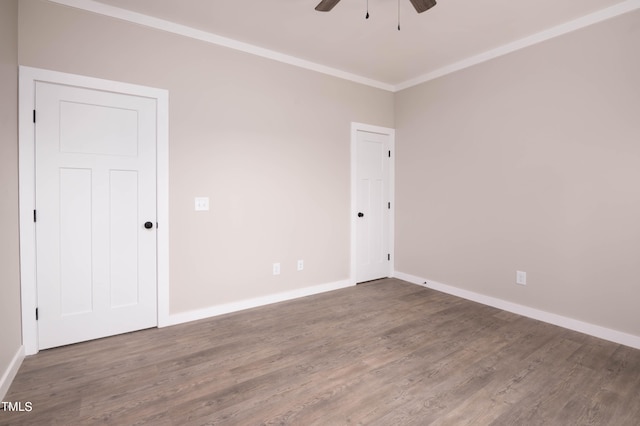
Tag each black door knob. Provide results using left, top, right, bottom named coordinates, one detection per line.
left=358, top=212, right=364, bottom=218
left=144, top=221, right=154, bottom=229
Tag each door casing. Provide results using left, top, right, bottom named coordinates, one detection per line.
left=18, top=66, right=170, bottom=355
left=350, top=122, right=395, bottom=284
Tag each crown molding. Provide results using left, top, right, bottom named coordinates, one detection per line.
left=394, top=0, right=640, bottom=91
left=49, top=0, right=640, bottom=93
left=47, top=0, right=395, bottom=92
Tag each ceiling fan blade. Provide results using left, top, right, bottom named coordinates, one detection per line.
left=409, top=0, right=437, bottom=14
left=315, top=0, right=342, bottom=12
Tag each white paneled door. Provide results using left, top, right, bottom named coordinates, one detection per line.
left=35, top=82, right=158, bottom=349
left=356, top=130, right=391, bottom=283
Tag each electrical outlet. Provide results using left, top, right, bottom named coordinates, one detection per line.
left=297, top=260, right=304, bottom=271
left=273, top=263, right=280, bottom=275
left=516, top=270, right=527, bottom=286
left=194, top=197, right=209, bottom=211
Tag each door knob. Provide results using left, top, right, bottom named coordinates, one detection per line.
left=358, top=212, right=364, bottom=218
left=144, top=221, right=154, bottom=229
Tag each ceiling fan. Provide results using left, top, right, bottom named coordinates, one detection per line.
left=315, top=0, right=437, bottom=14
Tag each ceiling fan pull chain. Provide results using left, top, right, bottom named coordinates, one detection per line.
left=366, top=0, right=369, bottom=19
left=397, top=0, right=401, bottom=30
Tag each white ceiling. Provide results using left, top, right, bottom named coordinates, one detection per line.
left=85, top=0, right=636, bottom=90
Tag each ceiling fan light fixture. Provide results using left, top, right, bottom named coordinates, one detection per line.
left=315, top=0, right=341, bottom=12
left=409, top=0, right=437, bottom=14
left=315, top=0, right=437, bottom=15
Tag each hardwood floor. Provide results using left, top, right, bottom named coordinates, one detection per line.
left=3, top=279, right=640, bottom=425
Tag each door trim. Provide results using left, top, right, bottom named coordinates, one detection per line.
left=18, top=66, right=170, bottom=355
left=350, top=122, right=395, bottom=285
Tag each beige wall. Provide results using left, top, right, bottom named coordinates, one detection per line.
left=0, top=0, right=22, bottom=386
left=18, top=0, right=394, bottom=314
left=395, top=10, right=640, bottom=336
left=12, top=0, right=638, bottom=343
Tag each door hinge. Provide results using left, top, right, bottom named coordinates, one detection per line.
left=33, top=210, right=37, bottom=222
left=388, top=253, right=391, bottom=261
left=388, top=150, right=391, bottom=158
left=33, top=110, right=36, bottom=123
left=35, top=308, right=39, bottom=321
left=388, top=202, right=391, bottom=209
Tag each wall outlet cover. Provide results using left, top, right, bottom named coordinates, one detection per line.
left=194, top=197, right=209, bottom=211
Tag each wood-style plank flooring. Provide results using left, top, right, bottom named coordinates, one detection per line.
left=3, top=279, right=640, bottom=425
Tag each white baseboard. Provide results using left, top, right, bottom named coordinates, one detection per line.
left=163, top=279, right=353, bottom=327
left=0, top=345, right=25, bottom=401
left=393, top=271, right=640, bottom=350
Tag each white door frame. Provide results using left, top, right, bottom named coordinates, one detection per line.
left=18, top=66, right=170, bottom=355
left=350, top=122, right=395, bottom=284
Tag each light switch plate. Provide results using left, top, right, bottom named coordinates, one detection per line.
left=195, top=197, right=209, bottom=211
